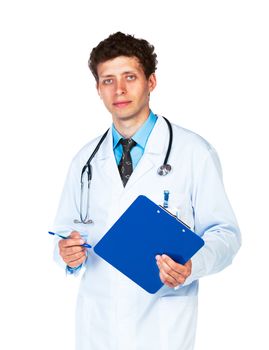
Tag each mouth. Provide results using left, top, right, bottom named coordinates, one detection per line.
left=113, top=101, right=132, bottom=108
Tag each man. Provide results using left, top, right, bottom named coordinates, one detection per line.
left=53, top=32, right=241, bottom=350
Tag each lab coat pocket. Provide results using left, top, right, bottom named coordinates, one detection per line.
left=158, top=295, right=198, bottom=350
left=167, top=192, right=194, bottom=230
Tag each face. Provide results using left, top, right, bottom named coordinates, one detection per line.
left=96, top=56, right=156, bottom=124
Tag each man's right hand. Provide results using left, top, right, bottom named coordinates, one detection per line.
left=58, top=231, right=87, bottom=268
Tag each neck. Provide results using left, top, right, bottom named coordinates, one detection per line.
left=112, top=108, right=150, bottom=139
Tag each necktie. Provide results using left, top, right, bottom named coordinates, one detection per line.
left=118, top=138, right=136, bottom=186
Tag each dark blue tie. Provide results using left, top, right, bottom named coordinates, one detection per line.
left=118, top=138, right=136, bottom=186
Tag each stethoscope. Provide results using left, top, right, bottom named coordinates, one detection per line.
left=74, top=116, right=173, bottom=224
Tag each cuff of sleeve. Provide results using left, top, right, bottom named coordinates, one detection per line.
left=182, top=249, right=206, bottom=287
left=173, top=252, right=205, bottom=291
left=66, top=264, right=82, bottom=276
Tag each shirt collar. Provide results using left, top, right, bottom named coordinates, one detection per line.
left=112, top=110, right=157, bottom=150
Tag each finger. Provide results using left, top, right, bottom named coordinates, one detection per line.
left=157, top=262, right=186, bottom=285
left=185, top=259, right=192, bottom=270
left=156, top=256, right=192, bottom=285
left=183, top=260, right=192, bottom=277
left=59, top=245, right=85, bottom=260
left=64, top=245, right=85, bottom=257
left=162, top=255, right=191, bottom=279
left=156, top=256, right=181, bottom=281
left=161, top=255, right=186, bottom=274
left=59, top=231, right=84, bottom=248
left=64, top=250, right=87, bottom=265
left=158, top=264, right=177, bottom=284
left=159, top=271, right=177, bottom=288
left=59, top=237, right=85, bottom=248
left=67, top=254, right=87, bottom=268
left=70, top=231, right=82, bottom=239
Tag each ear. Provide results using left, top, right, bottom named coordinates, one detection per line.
left=96, top=82, right=102, bottom=99
left=148, top=73, right=157, bottom=93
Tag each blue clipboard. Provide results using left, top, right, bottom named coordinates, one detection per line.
left=94, top=195, right=204, bottom=294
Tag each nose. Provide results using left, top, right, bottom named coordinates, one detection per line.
left=115, top=78, right=127, bottom=96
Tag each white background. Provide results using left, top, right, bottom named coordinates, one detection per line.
left=0, top=1, right=268, bottom=349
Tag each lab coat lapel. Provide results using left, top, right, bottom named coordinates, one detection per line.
left=96, top=127, right=123, bottom=189
left=95, top=116, right=169, bottom=191
left=125, top=116, right=169, bottom=190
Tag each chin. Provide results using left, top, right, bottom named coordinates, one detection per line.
left=114, top=111, right=137, bottom=121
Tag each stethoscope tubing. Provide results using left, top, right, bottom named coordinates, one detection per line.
left=75, top=116, right=173, bottom=224
left=162, top=117, right=173, bottom=165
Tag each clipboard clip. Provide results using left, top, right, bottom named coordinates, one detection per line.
left=159, top=205, right=191, bottom=229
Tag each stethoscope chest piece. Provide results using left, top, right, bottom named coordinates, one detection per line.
left=157, top=164, right=172, bottom=176
left=74, top=218, right=93, bottom=224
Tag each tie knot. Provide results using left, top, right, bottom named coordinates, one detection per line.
left=120, top=138, right=136, bottom=151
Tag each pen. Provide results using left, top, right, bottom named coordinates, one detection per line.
left=48, top=231, right=92, bottom=248
left=163, top=190, right=170, bottom=208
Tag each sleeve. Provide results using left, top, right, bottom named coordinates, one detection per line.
left=184, top=147, right=241, bottom=286
left=66, top=264, right=83, bottom=275
left=51, top=158, right=85, bottom=276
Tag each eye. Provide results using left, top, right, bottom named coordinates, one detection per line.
left=103, top=79, right=113, bottom=85
left=126, top=75, right=136, bottom=81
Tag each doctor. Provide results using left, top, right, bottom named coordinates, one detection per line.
left=53, top=32, right=241, bottom=350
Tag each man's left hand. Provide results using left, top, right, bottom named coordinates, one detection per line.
left=155, top=254, right=192, bottom=288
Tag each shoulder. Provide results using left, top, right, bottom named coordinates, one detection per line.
left=70, top=133, right=106, bottom=168
left=169, top=119, right=216, bottom=156
left=167, top=119, right=223, bottom=177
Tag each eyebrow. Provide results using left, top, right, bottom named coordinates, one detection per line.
left=99, top=71, right=137, bottom=78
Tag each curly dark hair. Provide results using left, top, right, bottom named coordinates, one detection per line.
left=88, top=32, right=158, bottom=82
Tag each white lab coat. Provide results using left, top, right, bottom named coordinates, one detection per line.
left=53, top=116, right=241, bottom=350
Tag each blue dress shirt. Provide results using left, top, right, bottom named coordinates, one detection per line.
left=112, top=111, right=157, bottom=169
